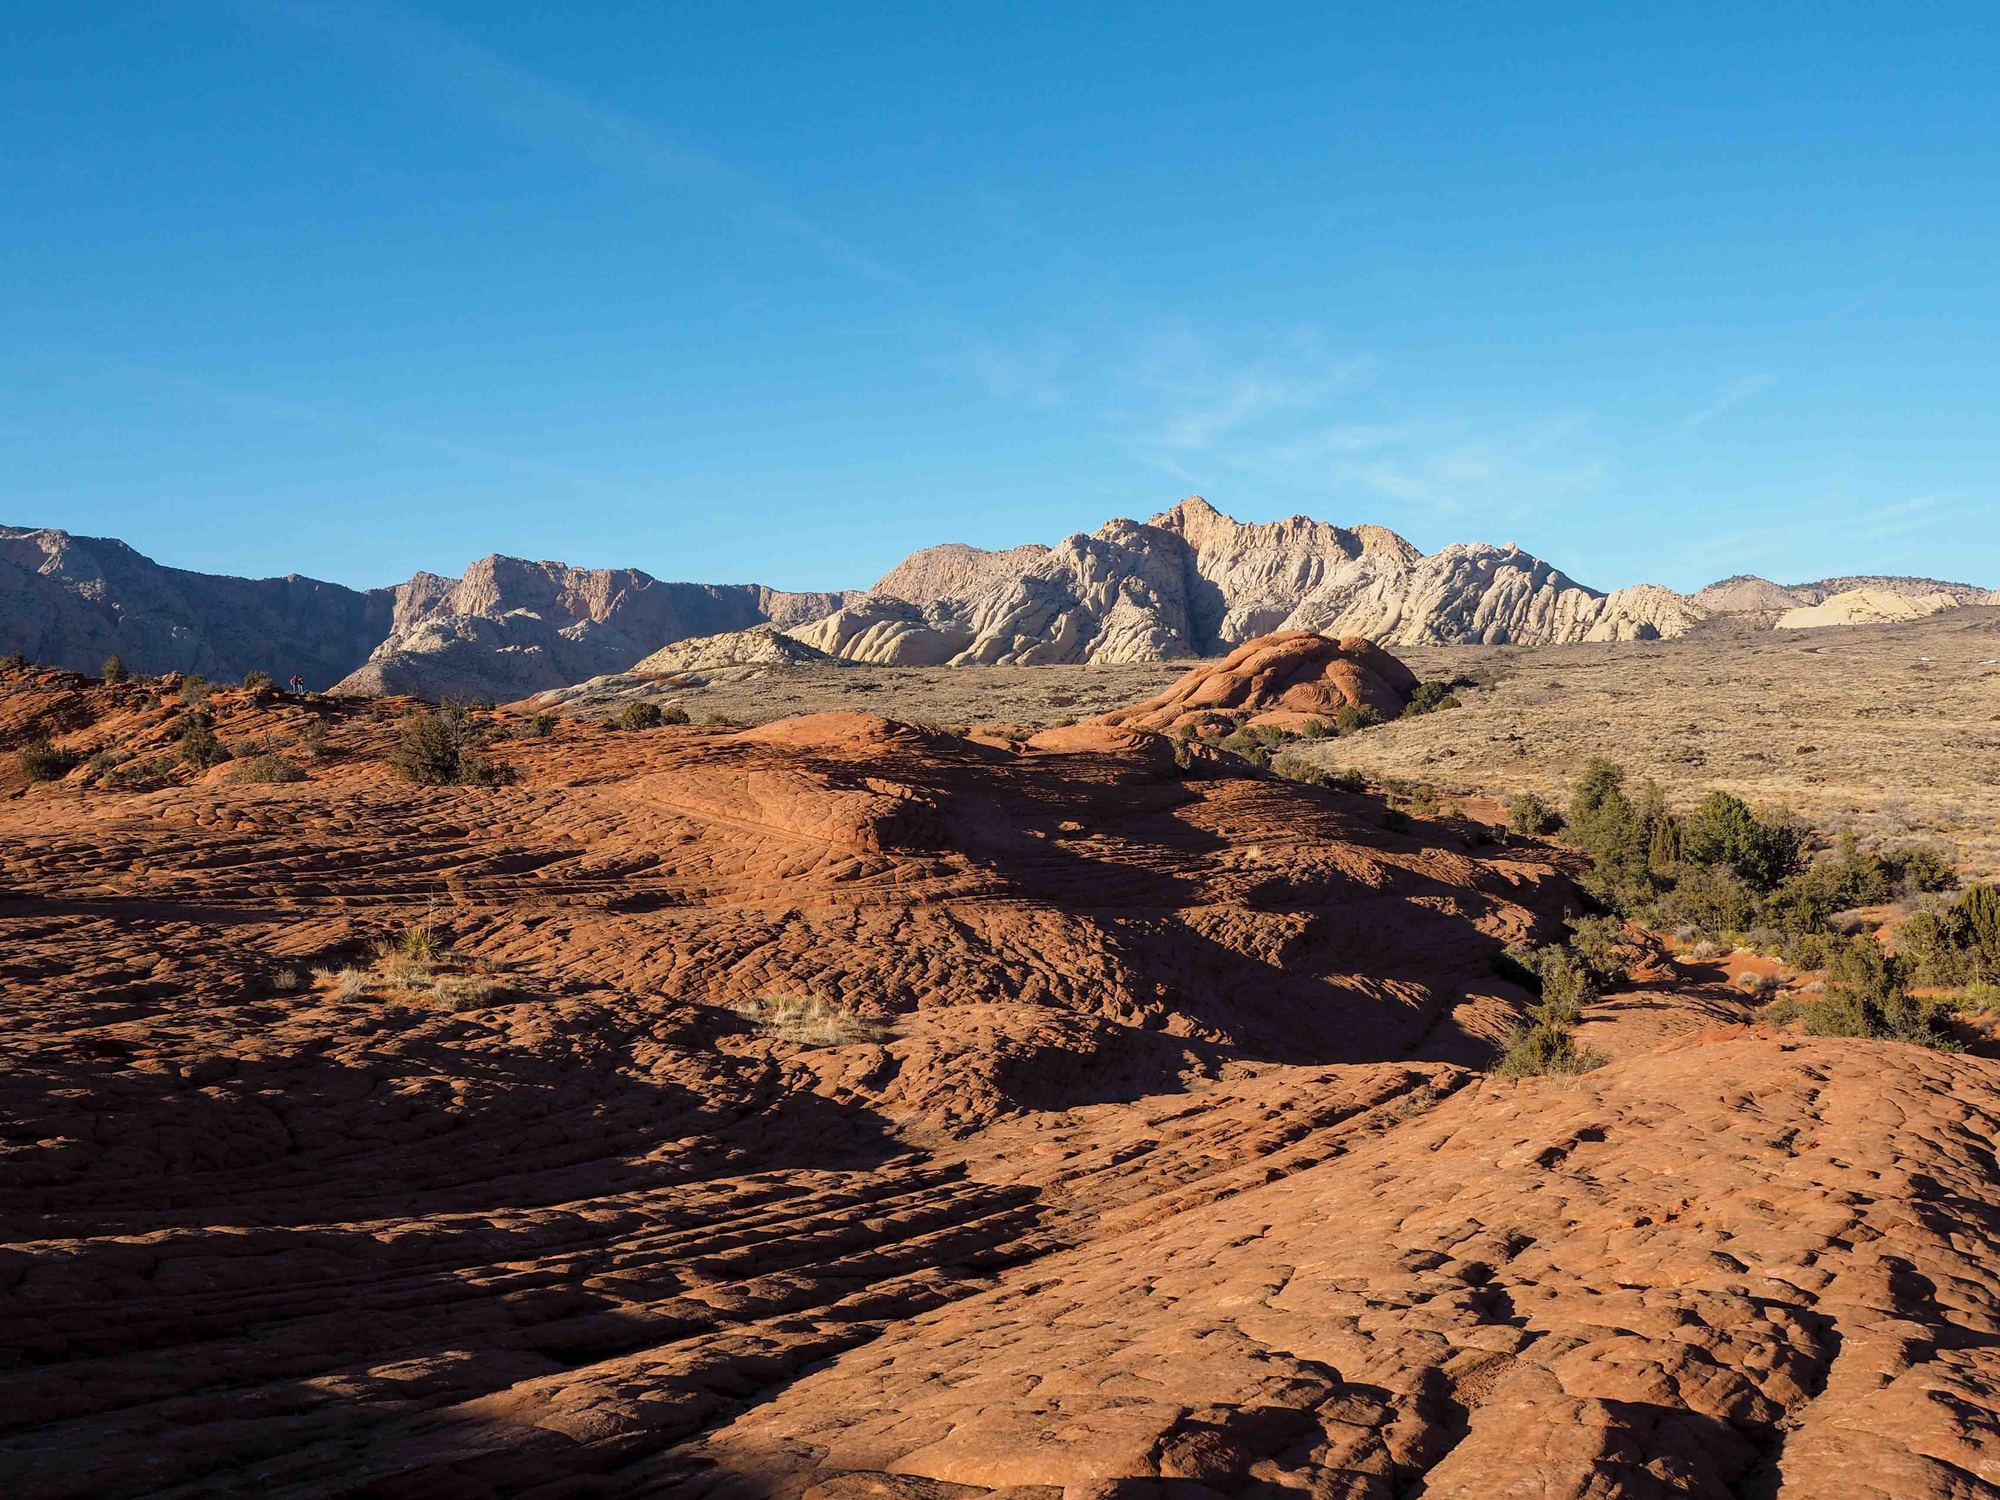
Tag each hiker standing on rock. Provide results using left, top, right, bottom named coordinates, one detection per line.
left=288, top=673, right=306, bottom=695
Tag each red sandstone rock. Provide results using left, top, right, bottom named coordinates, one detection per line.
left=1092, top=630, right=1419, bottom=736
left=1, top=680, right=1994, bottom=1498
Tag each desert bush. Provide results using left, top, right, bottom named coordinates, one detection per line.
left=1566, top=915, right=1631, bottom=985
left=16, top=736, right=78, bottom=782
left=1217, top=727, right=1273, bottom=768
left=1954, top=981, right=2000, bottom=1013
left=1653, top=862, right=1759, bottom=938
left=1490, top=938, right=1610, bottom=1078
left=1273, top=756, right=1364, bottom=792
left=178, top=675, right=212, bottom=707
left=101, top=655, right=127, bottom=683
left=1681, top=791, right=1804, bottom=891
left=225, top=753, right=306, bottom=784
left=271, top=966, right=305, bottom=992
left=1403, top=784, right=1443, bottom=818
left=1738, top=971, right=1782, bottom=1000
left=1295, top=717, right=1334, bottom=740
left=179, top=719, right=230, bottom=770
left=620, top=700, right=664, bottom=730
left=1493, top=1020, right=1608, bottom=1079
left=1776, top=935, right=1957, bottom=1048
left=298, top=718, right=330, bottom=759
left=1565, top=759, right=1660, bottom=910
left=317, top=924, right=506, bottom=1011
left=395, top=921, right=444, bottom=962
left=2, top=651, right=27, bottom=670
left=1378, top=808, right=1412, bottom=832
left=243, top=669, right=274, bottom=691
left=1402, top=681, right=1463, bottom=717
left=391, top=704, right=517, bottom=787
left=1333, top=703, right=1384, bottom=734
left=701, top=712, right=736, bottom=727
left=1506, top=791, right=1562, bottom=836
left=731, top=994, right=891, bottom=1047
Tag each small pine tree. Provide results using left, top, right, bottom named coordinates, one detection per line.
left=179, top=719, right=230, bottom=770
left=102, top=655, right=128, bottom=684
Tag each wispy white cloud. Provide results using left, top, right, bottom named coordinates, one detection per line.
left=251, top=1, right=913, bottom=292
left=1678, top=374, right=1774, bottom=434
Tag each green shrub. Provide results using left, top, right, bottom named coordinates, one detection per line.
left=1402, top=681, right=1463, bottom=717
left=1333, top=703, right=1384, bottom=734
left=225, top=753, right=306, bottom=784
left=178, top=675, right=212, bottom=707
left=1493, top=1020, right=1608, bottom=1079
left=1955, top=982, right=2000, bottom=1014
left=1217, top=727, right=1272, bottom=768
left=17, top=736, right=78, bottom=782
left=298, top=718, right=330, bottom=759
left=619, top=700, right=665, bottom=730
left=2, top=651, right=27, bottom=670
left=1378, top=807, right=1412, bottom=833
left=1681, top=791, right=1803, bottom=891
left=102, top=655, right=128, bottom=684
left=1273, top=757, right=1365, bottom=792
left=1762, top=936, right=1958, bottom=1048
left=390, top=704, right=517, bottom=787
left=243, top=670, right=274, bottom=691
left=1506, top=791, right=1561, bottom=836
left=179, top=719, right=230, bottom=770
left=1567, top=915, right=1631, bottom=985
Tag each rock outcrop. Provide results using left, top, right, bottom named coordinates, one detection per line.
left=1774, top=586, right=1965, bottom=630
left=630, top=623, right=835, bottom=673
left=1094, top=630, right=1418, bottom=735
left=1696, top=572, right=1990, bottom=615
left=795, top=497, right=1711, bottom=665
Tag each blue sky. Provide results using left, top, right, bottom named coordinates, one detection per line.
left=5, top=2, right=1996, bottom=593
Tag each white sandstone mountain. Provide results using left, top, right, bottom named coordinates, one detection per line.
left=790, top=497, right=1710, bottom=666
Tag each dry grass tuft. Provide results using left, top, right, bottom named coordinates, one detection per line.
left=311, top=923, right=511, bottom=1011
left=731, top=994, right=892, bottom=1047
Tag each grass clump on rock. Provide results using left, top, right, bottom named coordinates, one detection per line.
left=732, top=994, right=891, bottom=1047
left=312, top=921, right=507, bottom=1012
left=225, top=753, right=306, bottom=785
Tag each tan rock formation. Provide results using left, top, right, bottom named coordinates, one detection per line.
left=1775, top=586, right=1963, bottom=629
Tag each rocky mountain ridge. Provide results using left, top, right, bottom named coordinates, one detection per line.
left=795, top=497, right=1710, bottom=665
left=3, top=505, right=1989, bottom=698
left=0, top=526, right=845, bottom=701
